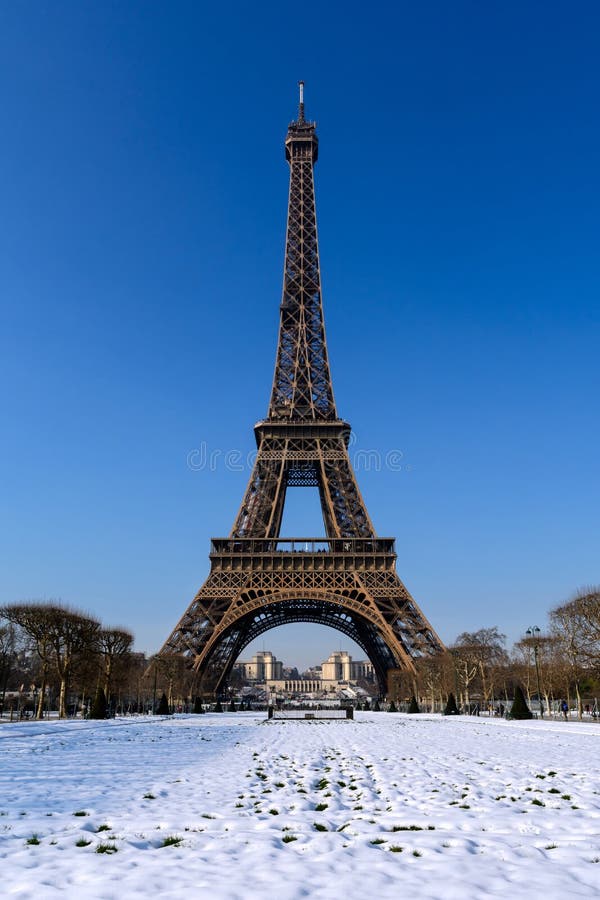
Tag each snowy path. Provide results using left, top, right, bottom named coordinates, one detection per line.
left=1, top=713, right=599, bottom=898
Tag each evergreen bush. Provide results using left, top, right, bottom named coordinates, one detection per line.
left=408, top=695, right=420, bottom=714
left=388, top=700, right=397, bottom=712
left=372, top=699, right=381, bottom=712
left=228, top=698, right=236, bottom=712
left=443, top=693, right=459, bottom=716
left=193, top=696, right=204, bottom=714
left=508, top=685, right=533, bottom=720
left=156, top=693, right=170, bottom=715
left=89, top=687, right=107, bottom=720
left=214, top=700, right=223, bottom=713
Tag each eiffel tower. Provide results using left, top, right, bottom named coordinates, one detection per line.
left=158, top=84, right=444, bottom=696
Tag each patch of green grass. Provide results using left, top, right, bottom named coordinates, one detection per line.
left=269, top=809, right=279, bottom=816
left=201, top=814, right=215, bottom=819
left=316, top=778, right=328, bottom=791
left=282, top=834, right=298, bottom=843
left=548, top=771, right=557, bottom=777
left=389, top=845, right=403, bottom=853
left=95, top=842, right=118, bottom=854
left=561, top=794, right=571, bottom=800
left=337, top=781, right=347, bottom=788
left=76, top=838, right=91, bottom=847
left=548, top=788, right=560, bottom=794
left=535, top=774, right=546, bottom=780
left=96, top=824, right=111, bottom=832
left=370, top=838, right=386, bottom=845
left=235, top=803, right=243, bottom=808
left=354, top=805, right=363, bottom=810
left=274, top=782, right=285, bottom=788
left=337, top=822, right=350, bottom=832
left=143, top=793, right=156, bottom=800
left=313, top=822, right=328, bottom=832
left=545, top=843, right=558, bottom=850
left=458, top=804, right=471, bottom=809
left=495, top=795, right=506, bottom=801
left=73, top=810, right=88, bottom=817
left=572, top=805, right=580, bottom=810
left=391, top=825, right=425, bottom=832
left=315, top=803, right=328, bottom=812
left=412, top=849, right=422, bottom=857
left=531, top=799, right=545, bottom=807
left=26, top=835, right=40, bottom=845
left=161, top=835, right=183, bottom=847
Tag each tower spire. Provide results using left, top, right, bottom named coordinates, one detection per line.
left=269, top=83, right=332, bottom=421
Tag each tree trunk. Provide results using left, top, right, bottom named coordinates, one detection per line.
left=104, top=656, right=112, bottom=704
left=575, top=681, right=583, bottom=720
left=59, top=677, right=68, bottom=718
left=36, top=673, right=47, bottom=720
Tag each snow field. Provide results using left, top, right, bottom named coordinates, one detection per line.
left=1, top=713, right=599, bottom=898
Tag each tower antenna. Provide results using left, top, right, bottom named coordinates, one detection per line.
left=298, top=80, right=305, bottom=122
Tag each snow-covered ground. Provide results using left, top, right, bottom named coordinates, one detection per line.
left=1, top=712, right=599, bottom=898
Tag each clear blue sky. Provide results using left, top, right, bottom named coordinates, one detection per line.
left=1, top=2, right=598, bottom=670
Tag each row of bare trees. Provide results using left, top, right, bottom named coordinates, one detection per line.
left=412, top=587, right=600, bottom=718
left=0, top=602, right=133, bottom=718
left=2, top=587, right=598, bottom=718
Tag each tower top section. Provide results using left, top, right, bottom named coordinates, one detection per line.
left=268, top=82, right=335, bottom=422
left=285, top=80, right=318, bottom=163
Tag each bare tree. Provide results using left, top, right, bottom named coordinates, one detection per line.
left=550, top=587, right=600, bottom=719
left=0, top=604, right=58, bottom=718
left=0, top=622, right=19, bottom=713
left=97, top=628, right=134, bottom=704
left=416, top=652, right=453, bottom=712
left=47, top=607, right=100, bottom=717
left=451, top=627, right=508, bottom=710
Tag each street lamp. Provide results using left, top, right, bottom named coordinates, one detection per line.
left=526, top=626, right=543, bottom=719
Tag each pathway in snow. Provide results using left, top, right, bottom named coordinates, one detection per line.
left=1, top=712, right=599, bottom=898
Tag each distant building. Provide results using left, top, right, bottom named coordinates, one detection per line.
left=234, top=649, right=374, bottom=696
left=321, top=651, right=352, bottom=682
left=236, top=650, right=283, bottom=682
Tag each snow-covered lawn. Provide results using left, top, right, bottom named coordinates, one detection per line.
left=1, top=713, right=599, bottom=898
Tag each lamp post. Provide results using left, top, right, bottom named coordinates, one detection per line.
left=526, top=626, right=543, bottom=719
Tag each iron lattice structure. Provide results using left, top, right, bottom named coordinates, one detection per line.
left=158, top=86, right=445, bottom=695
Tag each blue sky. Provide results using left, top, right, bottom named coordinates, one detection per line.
left=1, top=2, right=598, bottom=670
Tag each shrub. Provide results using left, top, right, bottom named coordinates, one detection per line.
left=508, top=685, right=533, bottom=720
left=388, top=701, right=397, bottom=712
left=89, top=687, right=108, bottom=720
left=214, top=700, right=223, bottom=713
left=443, top=693, right=459, bottom=716
left=193, top=697, right=204, bottom=714
left=156, top=693, right=170, bottom=716
left=228, top=698, right=236, bottom=712
left=408, top=696, right=420, bottom=714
